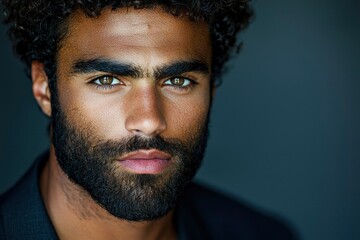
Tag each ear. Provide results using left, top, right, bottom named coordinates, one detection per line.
left=32, top=61, right=52, bottom=117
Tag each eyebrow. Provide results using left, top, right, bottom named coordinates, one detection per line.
left=71, top=58, right=210, bottom=79
left=71, top=59, right=143, bottom=78
left=154, top=60, right=210, bottom=79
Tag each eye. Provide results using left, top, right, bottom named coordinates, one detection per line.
left=93, top=76, right=122, bottom=86
left=163, top=77, right=192, bottom=87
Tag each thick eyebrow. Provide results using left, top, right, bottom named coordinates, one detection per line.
left=154, top=60, right=210, bottom=80
left=70, top=58, right=209, bottom=79
left=71, top=59, right=143, bottom=78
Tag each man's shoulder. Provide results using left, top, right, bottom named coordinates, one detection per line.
left=0, top=160, right=38, bottom=230
left=0, top=161, right=40, bottom=239
left=178, top=182, right=297, bottom=240
left=0, top=153, right=57, bottom=240
left=0, top=155, right=43, bottom=212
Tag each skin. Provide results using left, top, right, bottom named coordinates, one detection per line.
left=32, top=7, right=212, bottom=240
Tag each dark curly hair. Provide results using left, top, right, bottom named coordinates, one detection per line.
left=2, top=0, right=253, bottom=86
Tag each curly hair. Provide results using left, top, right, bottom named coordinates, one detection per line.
left=2, top=0, right=253, bottom=86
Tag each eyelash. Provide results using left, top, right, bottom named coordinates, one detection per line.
left=89, top=75, right=198, bottom=91
left=163, top=77, right=197, bottom=91
left=89, top=75, right=122, bottom=90
left=93, top=84, right=117, bottom=90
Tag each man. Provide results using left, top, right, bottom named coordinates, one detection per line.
left=0, top=0, right=296, bottom=239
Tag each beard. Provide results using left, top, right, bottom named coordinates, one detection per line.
left=50, top=88, right=209, bottom=221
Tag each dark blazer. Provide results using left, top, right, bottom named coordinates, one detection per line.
left=0, top=153, right=297, bottom=240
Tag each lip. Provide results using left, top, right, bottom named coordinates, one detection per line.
left=118, top=149, right=171, bottom=174
left=119, top=149, right=171, bottom=161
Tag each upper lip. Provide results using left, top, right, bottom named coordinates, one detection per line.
left=119, top=149, right=171, bottom=161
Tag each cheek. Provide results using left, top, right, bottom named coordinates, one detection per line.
left=164, top=92, right=210, bottom=140
left=57, top=85, right=129, bottom=139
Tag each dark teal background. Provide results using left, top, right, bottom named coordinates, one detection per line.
left=1, top=1, right=359, bottom=239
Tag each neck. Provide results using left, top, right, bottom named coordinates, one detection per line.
left=40, top=146, right=177, bottom=240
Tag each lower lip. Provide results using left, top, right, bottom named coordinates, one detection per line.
left=118, top=159, right=170, bottom=174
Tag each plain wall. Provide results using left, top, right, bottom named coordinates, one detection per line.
left=1, top=1, right=359, bottom=239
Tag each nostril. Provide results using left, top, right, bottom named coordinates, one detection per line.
left=125, top=114, right=167, bottom=137
left=124, top=90, right=167, bottom=136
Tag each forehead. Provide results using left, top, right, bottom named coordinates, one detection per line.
left=58, top=7, right=211, bottom=70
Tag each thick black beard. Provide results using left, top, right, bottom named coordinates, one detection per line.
left=50, top=88, right=209, bottom=221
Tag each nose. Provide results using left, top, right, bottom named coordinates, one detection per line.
left=125, top=85, right=166, bottom=137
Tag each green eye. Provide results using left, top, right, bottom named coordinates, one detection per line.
left=94, top=76, right=121, bottom=85
left=164, top=77, right=191, bottom=87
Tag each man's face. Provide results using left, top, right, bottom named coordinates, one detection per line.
left=51, top=7, right=212, bottom=221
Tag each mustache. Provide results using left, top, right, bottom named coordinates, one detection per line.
left=90, top=135, right=191, bottom=159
